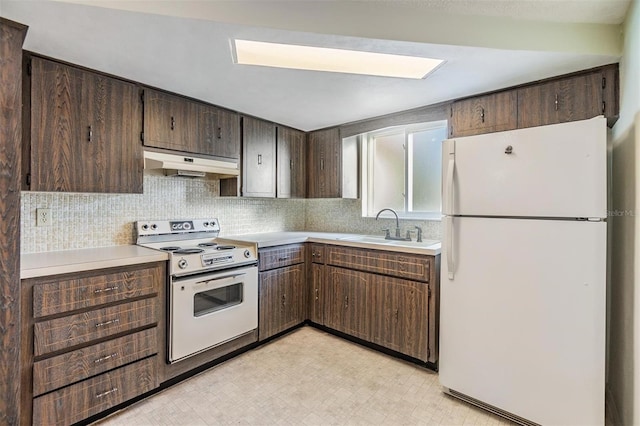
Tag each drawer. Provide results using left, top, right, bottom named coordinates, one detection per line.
left=310, top=244, right=325, bottom=264
left=33, top=328, right=157, bottom=396
left=259, top=244, right=305, bottom=271
left=33, top=356, right=158, bottom=426
left=34, top=298, right=158, bottom=356
left=326, top=246, right=431, bottom=282
left=32, top=265, right=161, bottom=318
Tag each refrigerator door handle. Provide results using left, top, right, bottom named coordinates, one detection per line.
left=446, top=216, right=454, bottom=280
left=445, top=140, right=455, bottom=214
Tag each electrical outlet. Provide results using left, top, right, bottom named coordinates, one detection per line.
left=36, top=208, right=51, bottom=227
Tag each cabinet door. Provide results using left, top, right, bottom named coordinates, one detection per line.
left=143, top=89, right=197, bottom=153
left=277, top=126, right=306, bottom=198
left=30, top=58, right=143, bottom=193
left=370, top=275, right=429, bottom=361
left=258, top=265, right=305, bottom=340
left=199, top=105, right=240, bottom=160
left=450, top=91, right=517, bottom=137
left=324, top=266, right=370, bottom=340
left=242, top=116, right=276, bottom=197
left=310, top=264, right=324, bottom=324
left=307, top=127, right=341, bottom=198
left=517, top=73, right=603, bottom=129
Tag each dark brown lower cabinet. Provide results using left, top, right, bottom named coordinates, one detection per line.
left=370, top=275, right=429, bottom=361
left=259, top=262, right=306, bottom=340
left=21, top=262, right=164, bottom=426
left=313, top=244, right=439, bottom=364
left=324, top=267, right=370, bottom=341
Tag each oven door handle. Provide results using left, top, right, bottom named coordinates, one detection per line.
left=195, top=273, right=247, bottom=291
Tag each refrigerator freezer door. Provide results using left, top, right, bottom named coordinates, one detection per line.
left=441, top=116, right=607, bottom=218
left=439, top=216, right=605, bottom=425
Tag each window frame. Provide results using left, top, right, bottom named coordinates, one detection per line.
left=361, top=120, right=448, bottom=220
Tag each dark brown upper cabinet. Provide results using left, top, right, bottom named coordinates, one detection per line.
left=242, top=116, right=276, bottom=197
left=143, top=88, right=240, bottom=160
left=307, top=127, right=342, bottom=198
left=27, top=57, right=143, bottom=193
left=277, top=126, right=306, bottom=198
left=450, top=90, right=518, bottom=137
left=517, top=72, right=603, bottom=129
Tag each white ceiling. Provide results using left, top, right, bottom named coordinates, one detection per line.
left=0, top=0, right=630, bottom=131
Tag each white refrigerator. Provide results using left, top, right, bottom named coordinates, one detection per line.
left=439, top=116, right=607, bottom=425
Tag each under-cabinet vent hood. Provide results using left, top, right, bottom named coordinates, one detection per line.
left=143, top=151, right=239, bottom=178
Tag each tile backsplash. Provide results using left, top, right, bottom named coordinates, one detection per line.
left=21, top=172, right=441, bottom=253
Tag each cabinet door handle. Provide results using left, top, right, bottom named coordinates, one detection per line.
left=282, top=294, right=286, bottom=306
left=344, top=296, right=349, bottom=308
left=554, top=93, right=559, bottom=111
left=278, top=256, right=288, bottom=261
left=320, top=159, right=325, bottom=170
left=480, top=107, right=485, bottom=123
left=315, top=288, right=319, bottom=300
left=290, top=159, right=293, bottom=170
left=217, top=126, right=222, bottom=139
left=94, top=353, right=118, bottom=364
left=95, top=387, right=118, bottom=399
left=95, top=318, right=120, bottom=328
left=94, top=285, right=119, bottom=294
left=394, top=309, right=399, bottom=321
left=87, top=125, right=93, bottom=142
left=170, top=116, right=175, bottom=130
left=258, top=154, right=262, bottom=165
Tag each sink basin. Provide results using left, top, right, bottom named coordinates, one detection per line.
left=335, top=235, right=390, bottom=244
left=385, top=239, right=440, bottom=248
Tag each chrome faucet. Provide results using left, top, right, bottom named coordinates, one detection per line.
left=375, top=208, right=411, bottom=241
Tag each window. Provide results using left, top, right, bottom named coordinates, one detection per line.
left=361, top=120, right=447, bottom=219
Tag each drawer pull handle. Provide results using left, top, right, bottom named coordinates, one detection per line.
left=94, top=285, right=119, bottom=294
left=95, top=318, right=120, bottom=328
left=95, top=387, right=118, bottom=399
left=94, top=353, right=118, bottom=364
left=278, top=256, right=289, bottom=261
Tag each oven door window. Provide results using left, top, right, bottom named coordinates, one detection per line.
left=193, top=283, right=243, bottom=317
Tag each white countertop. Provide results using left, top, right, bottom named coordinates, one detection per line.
left=226, top=231, right=441, bottom=256
left=21, top=245, right=169, bottom=279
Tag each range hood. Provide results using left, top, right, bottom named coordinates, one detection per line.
left=143, top=151, right=239, bottom=178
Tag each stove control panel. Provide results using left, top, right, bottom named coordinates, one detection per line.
left=137, top=219, right=220, bottom=236
left=202, top=253, right=234, bottom=267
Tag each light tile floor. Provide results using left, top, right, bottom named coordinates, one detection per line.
left=96, top=327, right=514, bottom=426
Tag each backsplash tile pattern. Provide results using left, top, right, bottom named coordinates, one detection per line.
left=305, top=198, right=442, bottom=240
left=21, top=172, right=306, bottom=253
left=21, top=172, right=442, bottom=253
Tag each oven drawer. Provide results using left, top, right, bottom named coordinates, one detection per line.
left=258, top=244, right=305, bottom=271
left=33, top=328, right=157, bottom=396
left=34, top=298, right=158, bottom=356
left=32, top=265, right=161, bottom=318
left=32, top=356, right=158, bottom=426
left=326, top=246, right=431, bottom=282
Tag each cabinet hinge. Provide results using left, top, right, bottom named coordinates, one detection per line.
left=602, top=77, right=606, bottom=89
left=26, top=173, right=31, bottom=187
left=140, top=131, right=144, bottom=142
left=26, top=60, right=32, bottom=76
left=602, top=101, right=606, bottom=114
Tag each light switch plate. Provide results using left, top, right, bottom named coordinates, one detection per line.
left=36, top=208, right=51, bottom=227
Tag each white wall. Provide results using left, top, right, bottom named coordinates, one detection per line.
left=609, top=0, right=640, bottom=423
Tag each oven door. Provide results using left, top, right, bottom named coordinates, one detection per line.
left=169, top=264, right=258, bottom=363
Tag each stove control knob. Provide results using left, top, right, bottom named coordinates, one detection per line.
left=150, top=224, right=157, bottom=230
left=243, top=249, right=251, bottom=259
left=141, top=224, right=149, bottom=231
left=178, top=259, right=188, bottom=269
left=203, top=222, right=209, bottom=227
